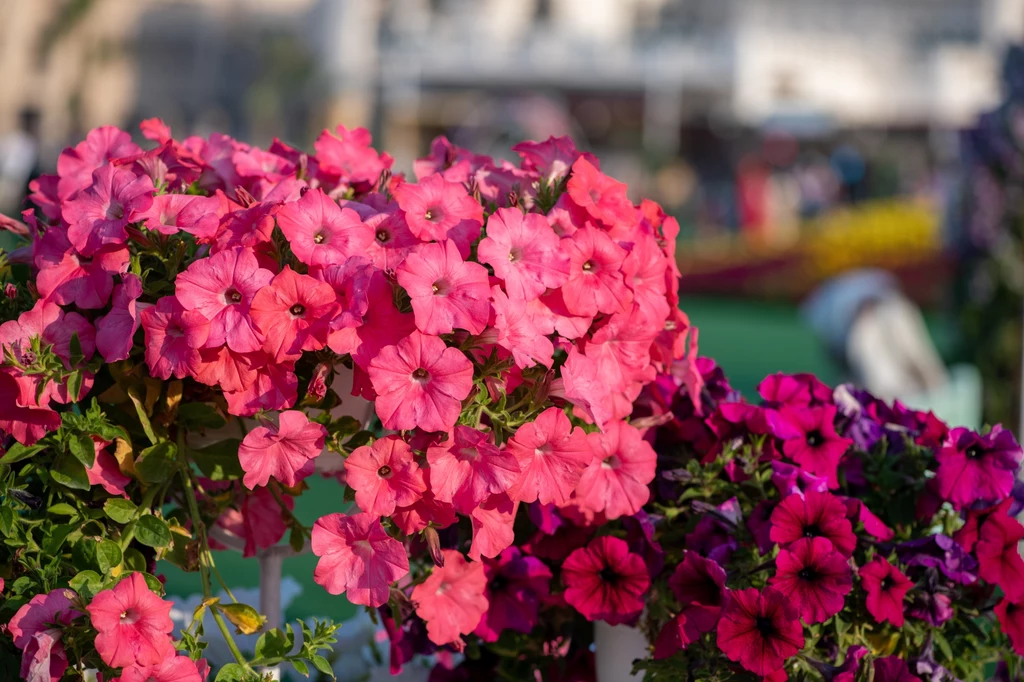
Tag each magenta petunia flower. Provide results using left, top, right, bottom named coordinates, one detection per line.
left=412, top=549, right=489, bottom=649
left=474, top=547, right=552, bottom=643
left=396, top=240, right=490, bottom=335
left=769, top=537, right=852, bottom=624
left=345, top=435, right=427, bottom=516
left=394, top=173, right=484, bottom=242
left=86, top=572, right=175, bottom=668
left=996, top=598, right=1024, bottom=655
left=118, top=654, right=205, bottom=682
left=477, top=207, right=570, bottom=301
left=859, top=556, right=913, bottom=627
left=506, top=407, right=592, bottom=506
left=770, top=490, right=857, bottom=558
left=95, top=274, right=143, bottom=362
left=34, top=229, right=128, bottom=310
left=976, top=501, right=1024, bottom=602
left=780, top=405, right=852, bottom=488
left=238, top=410, right=327, bottom=489
left=716, top=587, right=804, bottom=676
left=561, top=225, right=631, bottom=318
left=427, top=425, right=520, bottom=514
left=562, top=536, right=650, bottom=626
left=63, top=165, right=154, bottom=256
left=368, top=331, right=474, bottom=433
left=249, top=266, right=339, bottom=362
left=576, top=420, right=656, bottom=520
left=275, top=188, right=373, bottom=268
left=655, top=551, right=728, bottom=658
left=872, top=657, right=920, bottom=682
left=490, top=287, right=555, bottom=369
left=140, top=296, right=210, bottom=380
left=935, top=426, right=1023, bottom=509
left=174, top=247, right=272, bottom=353
left=311, top=512, right=409, bottom=608
left=565, top=157, right=635, bottom=229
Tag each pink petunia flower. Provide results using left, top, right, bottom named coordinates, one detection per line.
left=770, top=490, right=857, bottom=558
left=311, top=512, right=409, bottom=607
left=314, top=124, right=392, bottom=188
left=86, top=438, right=131, bottom=496
left=174, top=247, right=272, bottom=353
left=576, top=420, right=656, bottom=520
left=214, top=486, right=294, bottom=558
left=565, top=157, right=635, bottom=229
left=275, top=188, right=373, bottom=268
left=477, top=207, right=570, bottom=301
left=859, top=556, right=913, bottom=627
left=561, top=225, right=631, bottom=317
left=367, top=331, right=474, bottom=433
left=394, top=173, right=484, bottom=242
left=506, top=407, right=592, bottom=506
left=935, top=426, right=1023, bottom=509
left=118, top=654, right=205, bottom=682
left=469, top=493, right=519, bottom=561
left=56, top=125, right=141, bottom=199
left=621, top=233, right=670, bottom=322
left=63, top=165, right=154, bottom=256
left=560, top=346, right=639, bottom=430
left=222, top=358, right=298, bottom=417
left=34, top=229, right=129, bottom=309
left=490, top=287, right=555, bottom=369
left=95, top=274, right=143, bottom=362
left=0, top=299, right=96, bottom=367
left=396, top=240, right=490, bottom=335
left=716, top=587, right=804, bottom=676
left=140, top=296, right=210, bottom=380
left=392, top=488, right=458, bottom=536
left=360, top=208, right=417, bottom=271
left=0, top=371, right=62, bottom=445
left=512, top=135, right=597, bottom=185
left=249, top=266, right=339, bottom=362
left=769, top=537, right=852, bottom=624
left=427, top=426, right=520, bottom=514
left=238, top=410, right=327, bottom=489
left=86, top=572, right=175, bottom=668
left=562, top=536, right=650, bottom=625
left=474, top=548, right=552, bottom=643
left=412, top=549, right=489, bottom=649
left=9, top=588, right=81, bottom=682
left=138, top=193, right=219, bottom=236
left=345, top=435, right=427, bottom=516
left=328, top=268, right=416, bottom=370
left=976, top=500, right=1024, bottom=602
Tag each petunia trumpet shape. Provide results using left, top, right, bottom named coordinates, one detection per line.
left=311, top=512, right=409, bottom=608
left=238, top=410, right=327, bottom=489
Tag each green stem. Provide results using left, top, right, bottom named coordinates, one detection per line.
left=120, top=485, right=161, bottom=550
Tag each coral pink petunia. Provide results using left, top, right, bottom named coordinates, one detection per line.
left=561, top=224, right=631, bottom=317
left=576, top=420, right=656, bottom=520
left=222, top=359, right=298, bottom=417
left=63, top=165, right=154, bottom=256
left=86, top=572, right=175, bottom=668
left=505, top=407, right=592, bottom=506
left=118, top=655, right=205, bottom=682
left=275, top=188, right=374, bottom=268
left=249, top=266, right=339, bottom=362
left=768, top=537, right=853, bottom=624
left=95, top=274, right=143, bottom=362
left=345, top=435, right=427, bottom=516
left=469, top=493, right=519, bottom=561
left=394, top=173, right=484, bottom=243
left=140, top=296, right=210, bottom=380
left=396, top=240, right=490, bottom=335
left=238, top=410, right=327, bottom=489
left=0, top=299, right=96, bottom=367
left=214, top=486, right=294, bottom=558
left=367, top=331, right=474, bottom=433
left=716, top=587, right=804, bottom=676
left=566, top=157, right=635, bottom=228
left=392, top=489, right=458, bottom=536
left=562, top=536, right=650, bottom=626
left=412, top=549, right=489, bottom=649
left=86, top=438, right=131, bottom=496
left=976, top=501, right=1024, bottom=602
left=770, top=490, right=857, bottom=558
left=311, top=512, right=409, bottom=608
left=56, top=125, right=141, bottom=199
left=477, top=207, right=570, bottom=301
left=34, top=229, right=129, bottom=310
left=490, top=287, right=555, bottom=369
left=427, top=426, right=520, bottom=514
left=327, top=268, right=416, bottom=369
left=474, top=547, right=552, bottom=642
left=174, top=247, right=272, bottom=353
left=859, top=556, right=913, bottom=627
left=361, top=208, right=417, bottom=271
left=314, top=124, right=392, bottom=187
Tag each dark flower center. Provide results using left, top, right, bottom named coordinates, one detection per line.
left=490, top=575, right=509, bottom=592
left=806, top=430, right=824, bottom=447
left=798, top=567, right=819, bottom=581
left=290, top=304, right=305, bottom=316
left=755, top=616, right=774, bottom=636
left=226, top=289, right=243, bottom=304
left=965, top=445, right=983, bottom=459
left=581, top=260, right=594, bottom=272
left=599, top=567, right=619, bottom=585
left=412, top=368, right=430, bottom=381
left=377, top=465, right=392, bottom=478
left=424, top=207, right=442, bottom=222
left=376, top=229, right=390, bottom=243
left=803, top=523, right=821, bottom=538
left=881, top=576, right=894, bottom=590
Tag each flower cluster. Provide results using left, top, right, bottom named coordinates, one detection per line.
left=0, top=122, right=687, bottom=679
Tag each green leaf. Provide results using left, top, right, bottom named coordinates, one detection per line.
left=69, top=332, right=83, bottom=367
left=66, top=370, right=83, bottom=404
left=218, top=602, right=266, bottom=635
left=134, top=515, right=172, bottom=548
left=51, top=456, right=90, bottom=490
left=255, top=627, right=294, bottom=660
left=123, top=547, right=147, bottom=572
left=136, top=441, right=178, bottom=484
left=46, top=503, right=78, bottom=517
left=311, top=655, right=333, bottom=676
left=69, top=570, right=103, bottom=600
left=68, top=434, right=96, bottom=468
left=290, top=659, right=309, bottom=677
left=2, top=442, right=47, bottom=464
left=214, top=663, right=249, bottom=682
left=137, top=571, right=165, bottom=594
left=96, top=540, right=123, bottom=573
left=0, top=507, right=15, bottom=536
left=190, top=439, right=243, bottom=481
left=932, top=629, right=954, bottom=662
left=177, top=402, right=227, bottom=430
left=104, top=498, right=138, bottom=524
left=127, top=388, right=158, bottom=445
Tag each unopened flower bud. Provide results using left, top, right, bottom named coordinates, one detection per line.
left=307, top=362, right=330, bottom=403
left=4, top=283, right=17, bottom=300
left=424, top=526, right=444, bottom=568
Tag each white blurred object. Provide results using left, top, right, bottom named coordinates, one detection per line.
left=594, top=621, right=647, bottom=682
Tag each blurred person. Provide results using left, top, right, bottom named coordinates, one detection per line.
left=0, top=107, right=41, bottom=215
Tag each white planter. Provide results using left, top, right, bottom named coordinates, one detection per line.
left=594, top=621, right=648, bottom=682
